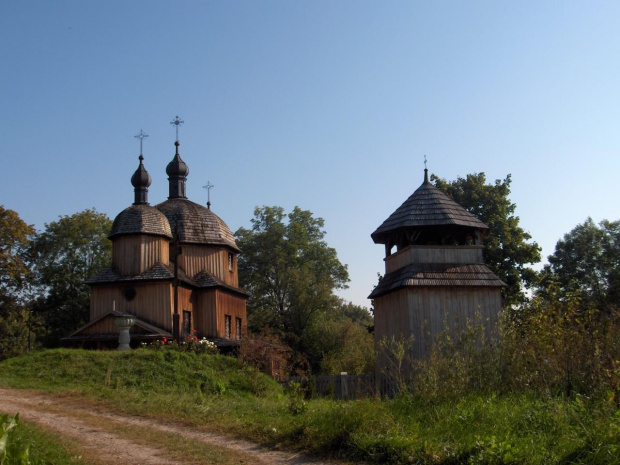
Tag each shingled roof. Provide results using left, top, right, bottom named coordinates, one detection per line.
left=194, top=270, right=250, bottom=297
left=109, top=204, right=173, bottom=240
left=369, top=263, right=505, bottom=299
left=86, top=262, right=197, bottom=286
left=156, top=198, right=240, bottom=252
left=87, top=262, right=249, bottom=296
left=371, top=170, right=488, bottom=244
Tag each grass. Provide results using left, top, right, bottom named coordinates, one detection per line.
left=1, top=412, right=90, bottom=465
left=2, top=348, right=620, bottom=464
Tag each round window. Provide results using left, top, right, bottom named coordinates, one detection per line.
left=122, top=287, right=136, bottom=302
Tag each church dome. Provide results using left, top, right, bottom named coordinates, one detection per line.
left=110, top=204, right=173, bottom=240
left=131, top=155, right=152, bottom=189
left=166, top=141, right=189, bottom=178
left=155, top=198, right=240, bottom=252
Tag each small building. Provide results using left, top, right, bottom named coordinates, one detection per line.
left=369, top=168, right=504, bottom=364
left=66, top=139, right=248, bottom=350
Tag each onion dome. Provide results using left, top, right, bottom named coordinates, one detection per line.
left=166, top=141, right=189, bottom=199
left=131, top=155, right=152, bottom=205
left=156, top=198, right=240, bottom=252
left=109, top=204, right=173, bottom=240
left=371, top=169, right=488, bottom=248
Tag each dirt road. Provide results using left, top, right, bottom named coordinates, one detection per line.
left=0, top=389, right=345, bottom=465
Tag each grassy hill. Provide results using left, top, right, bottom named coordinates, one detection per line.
left=2, top=348, right=620, bottom=464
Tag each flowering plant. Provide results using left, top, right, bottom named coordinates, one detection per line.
left=146, top=330, right=218, bottom=355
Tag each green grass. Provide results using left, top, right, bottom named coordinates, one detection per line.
left=1, top=412, right=90, bottom=465
left=2, top=349, right=620, bottom=464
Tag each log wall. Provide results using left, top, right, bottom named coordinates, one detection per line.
left=112, top=236, right=169, bottom=275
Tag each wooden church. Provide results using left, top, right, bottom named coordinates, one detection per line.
left=369, top=168, right=505, bottom=363
left=67, top=133, right=248, bottom=349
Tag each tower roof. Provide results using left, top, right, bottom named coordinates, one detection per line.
left=110, top=204, right=173, bottom=240
left=131, top=155, right=152, bottom=205
left=155, top=198, right=240, bottom=252
left=166, top=141, right=189, bottom=199
left=371, top=169, right=488, bottom=244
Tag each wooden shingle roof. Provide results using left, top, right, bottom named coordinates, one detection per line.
left=85, top=262, right=196, bottom=286
left=109, top=204, right=173, bottom=240
left=368, top=263, right=505, bottom=299
left=371, top=170, right=488, bottom=244
left=86, top=262, right=249, bottom=296
left=156, top=198, right=240, bottom=252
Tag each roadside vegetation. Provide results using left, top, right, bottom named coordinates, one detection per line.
left=1, top=412, right=89, bottom=465
left=2, top=342, right=620, bottom=465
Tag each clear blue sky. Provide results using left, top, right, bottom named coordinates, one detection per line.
left=1, top=1, right=619, bottom=309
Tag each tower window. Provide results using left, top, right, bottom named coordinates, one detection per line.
left=228, top=253, right=234, bottom=272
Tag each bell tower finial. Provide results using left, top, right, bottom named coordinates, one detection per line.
left=424, top=154, right=429, bottom=184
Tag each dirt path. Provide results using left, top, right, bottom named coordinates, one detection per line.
left=0, top=389, right=346, bottom=465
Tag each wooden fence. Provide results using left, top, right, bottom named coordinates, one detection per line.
left=285, top=373, right=402, bottom=400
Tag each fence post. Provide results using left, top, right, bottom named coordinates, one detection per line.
left=340, top=372, right=348, bottom=400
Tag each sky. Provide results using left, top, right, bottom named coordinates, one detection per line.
left=1, top=1, right=619, bottom=309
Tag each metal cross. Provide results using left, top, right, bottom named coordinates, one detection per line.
left=170, top=115, right=184, bottom=141
left=134, top=129, right=149, bottom=156
left=203, top=181, right=214, bottom=209
left=424, top=154, right=427, bottom=170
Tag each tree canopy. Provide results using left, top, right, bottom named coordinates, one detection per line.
left=0, top=206, right=36, bottom=360
left=30, top=209, right=112, bottom=345
left=235, top=206, right=355, bottom=372
left=0, top=206, right=35, bottom=297
left=544, top=217, right=620, bottom=312
left=432, top=173, right=541, bottom=307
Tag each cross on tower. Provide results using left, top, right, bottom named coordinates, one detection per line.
left=134, top=129, right=149, bottom=156
left=203, top=181, right=214, bottom=209
left=170, top=115, right=184, bottom=141
left=424, top=154, right=427, bottom=170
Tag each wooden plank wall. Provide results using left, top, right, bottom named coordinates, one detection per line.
left=215, top=291, right=246, bottom=339
left=90, top=282, right=172, bottom=330
left=385, top=245, right=484, bottom=273
left=80, top=316, right=119, bottom=335
left=194, top=290, right=217, bottom=337
left=194, top=290, right=246, bottom=339
left=374, top=286, right=502, bottom=362
left=180, top=245, right=238, bottom=286
left=112, top=236, right=169, bottom=275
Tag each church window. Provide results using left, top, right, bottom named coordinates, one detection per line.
left=225, top=315, right=231, bottom=339
left=235, top=317, right=242, bottom=340
left=182, top=311, right=191, bottom=337
left=228, top=253, right=234, bottom=272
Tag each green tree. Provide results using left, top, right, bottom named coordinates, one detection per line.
left=235, top=206, right=349, bottom=371
left=0, top=206, right=35, bottom=359
left=30, top=209, right=112, bottom=345
left=432, top=173, right=541, bottom=306
left=0, top=206, right=34, bottom=297
left=544, top=217, right=620, bottom=312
